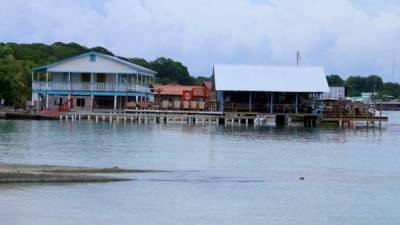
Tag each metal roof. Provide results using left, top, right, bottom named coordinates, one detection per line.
left=154, top=85, right=209, bottom=97
left=213, top=64, right=330, bottom=92
left=32, top=51, right=157, bottom=75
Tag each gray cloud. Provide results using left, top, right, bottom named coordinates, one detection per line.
left=1, top=0, right=400, bottom=81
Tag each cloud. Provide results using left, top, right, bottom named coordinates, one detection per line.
left=1, top=0, right=400, bottom=81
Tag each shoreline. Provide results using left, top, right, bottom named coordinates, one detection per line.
left=0, top=163, right=167, bottom=184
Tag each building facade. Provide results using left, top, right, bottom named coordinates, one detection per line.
left=31, top=52, right=156, bottom=111
left=213, top=65, right=330, bottom=114
left=154, top=81, right=212, bottom=110
left=323, top=86, right=346, bottom=100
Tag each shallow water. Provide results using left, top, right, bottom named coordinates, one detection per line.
left=0, top=112, right=399, bottom=225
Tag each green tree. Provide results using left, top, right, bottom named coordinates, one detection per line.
left=344, top=75, right=384, bottom=97
left=345, top=76, right=366, bottom=96
left=128, top=58, right=152, bottom=69
left=326, top=74, right=344, bottom=86
left=150, top=57, right=193, bottom=85
left=193, top=76, right=211, bottom=85
left=0, top=55, right=31, bottom=107
left=366, top=75, right=383, bottom=92
left=381, top=82, right=400, bottom=98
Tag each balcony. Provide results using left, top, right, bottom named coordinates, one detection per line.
left=32, top=81, right=152, bottom=94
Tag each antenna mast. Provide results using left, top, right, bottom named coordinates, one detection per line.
left=296, top=50, right=301, bottom=66
left=392, top=54, right=396, bottom=82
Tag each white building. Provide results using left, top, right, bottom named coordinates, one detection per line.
left=212, top=64, right=330, bottom=114
left=31, top=51, right=156, bottom=111
left=323, top=86, right=346, bottom=100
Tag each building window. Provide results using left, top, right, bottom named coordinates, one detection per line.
left=90, top=54, right=96, bottom=62
left=63, top=72, right=69, bottom=82
left=77, top=98, right=85, bottom=107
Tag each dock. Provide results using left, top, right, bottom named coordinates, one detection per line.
left=57, top=110, right=388, bottom=128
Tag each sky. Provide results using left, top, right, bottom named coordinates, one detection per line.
left=1, top=0, right=400, bottom=81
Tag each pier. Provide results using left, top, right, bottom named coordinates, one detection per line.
left=57, top=110, right=388, bottom=128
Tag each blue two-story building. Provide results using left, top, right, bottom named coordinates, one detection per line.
left=31, top=51, right=156, bottom=111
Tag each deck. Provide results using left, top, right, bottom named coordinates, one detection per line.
left=32, top=81, right=152, bottom=95
left=55, top=109, right=388, bottom=128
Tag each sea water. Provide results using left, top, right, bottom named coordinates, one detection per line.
left=0, top=112, right=399, bottom=225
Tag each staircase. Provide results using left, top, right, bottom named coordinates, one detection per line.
left=58, top=97, right=74, bottom=112
left=38, top=93, right=47, bottom=110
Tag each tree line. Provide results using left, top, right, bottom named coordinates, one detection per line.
left=1, top=42, right=398, bottom=107
left=0, top=42, right=208, bottom=106
left=326, top=74, right=400, bottom=99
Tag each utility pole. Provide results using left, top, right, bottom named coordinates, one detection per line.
left=296, top=50, right=301, bottom=66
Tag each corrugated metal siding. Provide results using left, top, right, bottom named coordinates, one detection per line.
left=323, top=87, right=346, bottom=99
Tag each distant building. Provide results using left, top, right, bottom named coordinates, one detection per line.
left=154, top=81, right=212, bottom=110
left=31, top=52, right=156, bottom=111
left=352, top=92, right=377, bottom=103
left=212, top=65, right=330, bottom=114
left=323, top=86, right=346, bottom=100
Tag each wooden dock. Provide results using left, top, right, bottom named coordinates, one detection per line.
left=321, top=116, right=388, bottom=128
left=58, top=110, right=388, bottom=128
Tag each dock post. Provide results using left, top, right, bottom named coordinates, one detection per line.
left=65, top=114, right=68, bottom=121
left=145, top=116, right=148, bottom=124
left=95, top=115, right=98, bottom=122
left=124, top=116, right=127, bottom=123
left=59, top=114, right=63, bottom=120
left=78, top=114, right=81, bottom=121
left=71, top=114, right=75, bottom=121
left=116, top=116, right=120, bottom=123
left=109, top=115, right=112, bottom=123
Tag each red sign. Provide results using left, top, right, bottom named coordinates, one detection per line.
left=182, top=90, right=192, bottom=101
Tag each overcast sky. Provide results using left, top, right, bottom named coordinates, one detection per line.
left=1, top=0, right=400, bottom=81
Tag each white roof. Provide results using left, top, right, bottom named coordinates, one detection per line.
left=213, top=65, right=330, bottom=92
left=33, top=52, right=156, bottom=76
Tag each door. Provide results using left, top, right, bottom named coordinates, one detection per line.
left=81, top=73, right=91, bottom=82
left=96, top=73, right=106, bottom=91
left=96, top=73, right=106, bottom=83
left=81, top=73, right=91, bottom=91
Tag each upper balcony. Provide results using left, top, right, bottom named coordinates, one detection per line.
left=31, top=51, right=157, bottom=96
left=32, top=81, right=153, bottom=95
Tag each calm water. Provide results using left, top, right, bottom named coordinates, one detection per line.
left=1, top=112, right=400, bottom=225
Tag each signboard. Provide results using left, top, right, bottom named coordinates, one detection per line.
left=182, top=90, right=192, bottom=101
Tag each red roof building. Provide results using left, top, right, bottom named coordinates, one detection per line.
left=154, top=81, right=213, bottom=110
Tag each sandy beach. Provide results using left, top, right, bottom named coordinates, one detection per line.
left=0, top=163, right=156, bottom=183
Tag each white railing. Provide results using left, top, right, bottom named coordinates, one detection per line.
left=32, top=81, right=151, bottom=93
